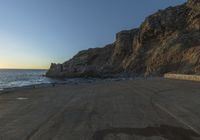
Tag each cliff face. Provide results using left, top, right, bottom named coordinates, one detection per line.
left=46, top=0, right=200, bottom=78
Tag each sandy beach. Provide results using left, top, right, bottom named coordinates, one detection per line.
left=0, top=78, right=200, bottom=140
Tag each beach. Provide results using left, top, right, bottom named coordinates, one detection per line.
left=0, top=78, right=200, bottom=140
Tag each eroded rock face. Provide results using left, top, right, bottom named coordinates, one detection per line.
left=46, top=63, right=63, bottom=77
left=112, top=29, right=138, bottom=63
left=47, top=44, right=115, bottom=77
left=46, top=0, right=200, bottom=78
left=187, top=0, right=200, bottom=31
left=187, top=0, right=200, bottom=8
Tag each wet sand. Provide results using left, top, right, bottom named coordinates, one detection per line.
left=0, top=78, right=200, bottom=140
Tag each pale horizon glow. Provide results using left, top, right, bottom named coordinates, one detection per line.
left=0, top=32, right=50, bottom=69
left=0, top=0, right=186, bottom=69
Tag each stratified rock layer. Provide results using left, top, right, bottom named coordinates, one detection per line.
left=46, top=0, right=200, bottom=78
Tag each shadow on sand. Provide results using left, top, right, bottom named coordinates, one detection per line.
left=93, top=125, right=200, bottom=140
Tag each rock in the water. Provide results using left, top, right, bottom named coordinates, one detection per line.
left=46, top=0, right=200, bottom=78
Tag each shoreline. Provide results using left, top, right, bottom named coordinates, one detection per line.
left=0, top=78, right=200, bottom=139
left=1, top=74, right=200, bottom=96
left=0, top=83, right=54, bottom=95
left=0, top=76, right=158, bottom=95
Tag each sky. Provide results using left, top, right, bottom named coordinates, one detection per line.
left=0, top=0, right=186, bottom=69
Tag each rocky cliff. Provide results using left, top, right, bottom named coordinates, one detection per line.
left=46, top=0, right=200, bottom=78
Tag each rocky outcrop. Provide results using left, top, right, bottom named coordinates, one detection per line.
left=47, top=44, right=115, bottom=77
left=46, top=0, right=200, bottom=78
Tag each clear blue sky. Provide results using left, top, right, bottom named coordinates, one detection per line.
left=0, top=0, right=186, bottom=69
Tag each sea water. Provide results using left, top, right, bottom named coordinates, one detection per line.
left=0, top=69, right=54, bottom=90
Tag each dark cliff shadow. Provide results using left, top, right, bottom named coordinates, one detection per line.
left=93, top=125, right=200, bottom=140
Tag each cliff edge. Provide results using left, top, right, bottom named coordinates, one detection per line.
left=46, top=0, right=200, bottom=78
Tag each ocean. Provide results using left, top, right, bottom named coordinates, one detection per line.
left=0, top=69, right=130, bottom=91
left=0, top=69, right=55, bottom=90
